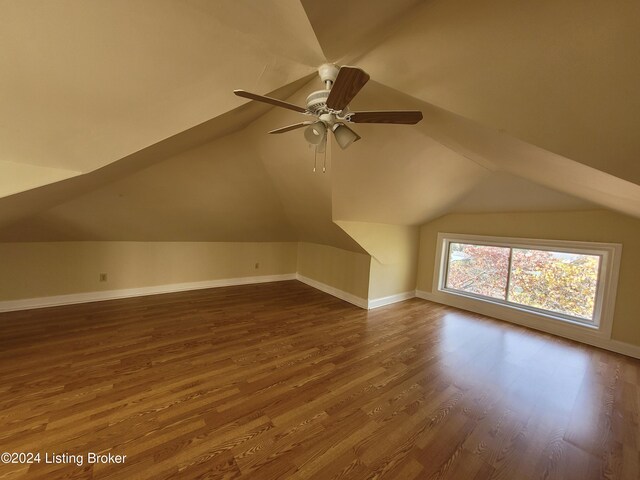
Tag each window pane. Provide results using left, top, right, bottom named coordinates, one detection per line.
left=507, top=248, right=600, bottom=320
left=445, top=243, right=510, bottom=299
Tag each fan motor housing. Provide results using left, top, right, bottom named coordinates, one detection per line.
left=306, top=90, right=330, bottom=115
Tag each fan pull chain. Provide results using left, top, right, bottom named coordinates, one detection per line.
left=322, top=147, right=327, bottom=173
left=312, top=140, right=327, bottom=173
left=313, top=146, right=317, bottom=173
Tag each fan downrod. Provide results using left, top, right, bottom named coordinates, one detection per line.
left=318, top=63, right=339, bottom=89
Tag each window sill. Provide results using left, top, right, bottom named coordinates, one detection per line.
left=440, top=287, right=599, bottom=330
left=418, top=288, right=611, bottom=342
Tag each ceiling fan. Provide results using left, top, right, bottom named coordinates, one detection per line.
left=233, top=64, right=423, bottom=153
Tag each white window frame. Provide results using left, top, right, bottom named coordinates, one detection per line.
left=432, top=232, right=622, bottom=340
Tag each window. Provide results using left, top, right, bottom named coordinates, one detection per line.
left=445, top=243, right=510, bottom=300
left=434, top=233, right=622, bottom=334
left=507, top=248, right=599, bottom=320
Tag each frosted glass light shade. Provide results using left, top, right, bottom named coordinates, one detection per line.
left=304, top=122, right=326, bottom=145
left=332, top=124, right=358, bottom=149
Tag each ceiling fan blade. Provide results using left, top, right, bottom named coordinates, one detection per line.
left=348, top=110, right=423, bottom=124
left=268, top=122, right=312, bottom=134
left=234, top=89, right=308, bottom=114
left=326, top=66, right=370, bottom=111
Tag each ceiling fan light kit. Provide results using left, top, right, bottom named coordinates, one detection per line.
left=304, top=121, right=327, bottom=145
left=234, top=63, right=423, bottom=171
left=332, top=123, right=358, bottom=150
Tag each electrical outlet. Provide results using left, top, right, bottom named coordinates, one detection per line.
left=254, top=262, right=259, bottom=269
left=99, top=273, right=108, bottom=282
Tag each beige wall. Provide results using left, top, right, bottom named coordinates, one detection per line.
left=336, top=221, right=419, bottom=299
left=296, top=242, right=371, bottom=299
left=369, top=258, right=415, bottom=300
left=0, top=241, right=372, bottom=304
left=0, top=241, right=297, bottom=301
left=417, top=210, right=640, bottom=346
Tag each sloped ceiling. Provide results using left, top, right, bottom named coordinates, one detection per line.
left=0, top=0, right=638, bottom=248
left=0, top=0, right=320, bottom=176
left=357, top=0, right=640, bottom=183
left=300, top=0, right=425, bottom=63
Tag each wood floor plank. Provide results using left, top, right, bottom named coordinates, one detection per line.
left=0, top=280, right=638, bottom=479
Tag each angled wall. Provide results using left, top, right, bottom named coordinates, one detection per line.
left=296, top=242, right=371, bottom=302
left=336, top=221, right=419, bottom=302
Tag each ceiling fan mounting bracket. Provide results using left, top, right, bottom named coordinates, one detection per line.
left=317, top=63, right=339, bottom=84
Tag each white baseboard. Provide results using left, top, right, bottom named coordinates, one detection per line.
left=605, top=339, right=640, bottom=359
left=0, top=271, right=413, bottom=315
left=295, top=275, right=414, bottom=310
left=368, top=291, right=415, bottom=309
left=295, top=274, right=368, bottom=309
left=416, top=290, right=640, bottom=360
left=0, top=274, right=297, bottom=313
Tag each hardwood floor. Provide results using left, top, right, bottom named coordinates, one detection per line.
left=0, top=280, right=638, bottom=479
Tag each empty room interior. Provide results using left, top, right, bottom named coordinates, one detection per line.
left=1, top=1, right=640, bottom=479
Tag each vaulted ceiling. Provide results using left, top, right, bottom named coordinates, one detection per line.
left=1, top=0, right=639, bottom=249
